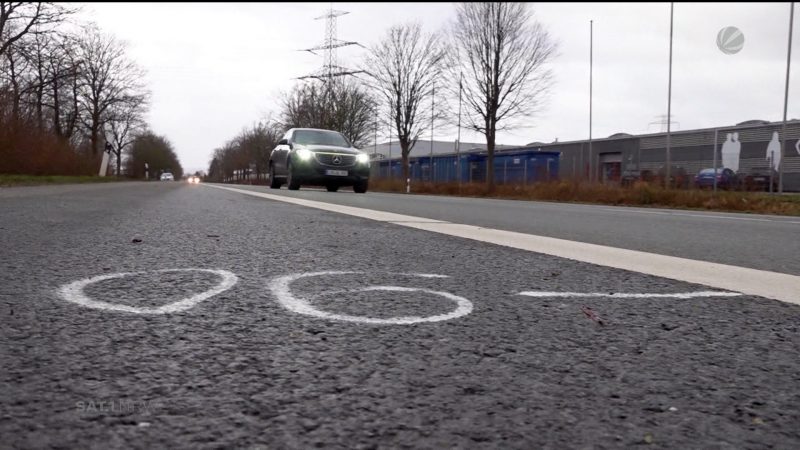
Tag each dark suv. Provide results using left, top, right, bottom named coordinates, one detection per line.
left=268, top=128, right=370, bottom=193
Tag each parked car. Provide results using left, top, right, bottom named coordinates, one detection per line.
left=268, top=128, right=370, bottom=193
left=694, top=168, right=739, bottom=190
left=656, top=165, right=689, bottom=188
left=741, top=166, right=779, bottom=192
left=620, top=169, right=654, bottom=186
left=160, top=172, right=174, bottom=181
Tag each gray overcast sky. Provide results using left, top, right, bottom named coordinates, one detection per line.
left=78, top=2, right=799, bottom=173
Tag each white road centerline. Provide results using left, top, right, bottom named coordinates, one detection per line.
left=205, top=184, right=800, bottom=306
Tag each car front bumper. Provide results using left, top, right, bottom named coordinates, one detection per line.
left=291, top=157, right=370, bottom=185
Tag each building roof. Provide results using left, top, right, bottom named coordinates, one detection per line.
left=366, top=139, right=518, bottom=160
left=521, top=119, right=800, bottom=149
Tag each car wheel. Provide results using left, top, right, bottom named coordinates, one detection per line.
left=326, top=185, right=339, bottom=192
left=353, top=180, right=368, bottom=194
left=269, top=165, right=281, bottom=189
left=287, top=161, right=301, bottom=191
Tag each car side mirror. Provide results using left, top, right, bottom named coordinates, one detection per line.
left=278, top=139, right=288, bottom=146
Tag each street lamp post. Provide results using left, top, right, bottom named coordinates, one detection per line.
left=712, top=129, right=718, bottom=192
left=779, top=2, right=795, bottom=194
left=589, top=19, right=593, bottom=183
left=430, top=82, right=435, bottom=183
left=665, top=2, right=674, bottom=188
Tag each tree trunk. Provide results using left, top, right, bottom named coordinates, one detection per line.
left=52, top=78, right=62, bottom=137
left=400, top=139, right=411, bottom=184
left=486, top=130, right=496, bottom=192
left=90, top=116, right=100, bottom=155
left=35, top=84, right=44, bottom=129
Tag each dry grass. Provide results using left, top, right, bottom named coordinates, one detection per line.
left=370, top=179, right=800, bottom=216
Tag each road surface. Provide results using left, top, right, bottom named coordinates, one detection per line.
left=1, top=182, right=798, bottom=448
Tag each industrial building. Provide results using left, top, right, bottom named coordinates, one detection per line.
left=369, top=120, right=800, bottom=191
left=368, top=140, right=560, bottom=184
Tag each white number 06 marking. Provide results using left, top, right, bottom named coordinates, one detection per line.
left=267, top=271, right=473, bottom=325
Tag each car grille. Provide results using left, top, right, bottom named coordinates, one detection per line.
left=315, top=153, right=356, bottom=167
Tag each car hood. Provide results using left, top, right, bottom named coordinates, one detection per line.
left=300, top=145, right=362, bottom=155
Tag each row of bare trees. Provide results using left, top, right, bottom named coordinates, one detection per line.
left=207, top=122, right=283, bottom=183
left=210, top=2, right=556, bottom=190
left=124, top=131, right=183, bottom=180
left=367, top=2, right=557, bottom=189
left=208, top=81, right=377, bottom=183
left=0, top=2, right=152, bottom=176
left=281, top=79, right=376, bottom=149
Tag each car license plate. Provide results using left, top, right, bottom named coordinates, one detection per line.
left=755, top=177, right=765, bottom=181
left=326, top=170, right=348, bottom=176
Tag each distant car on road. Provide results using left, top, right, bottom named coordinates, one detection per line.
left=694, top=168, right=739, bottom=190
left=187, top=176, right=200, bottom=184
left=160, top=172, right=174, bottom=181
left=268, top=128, right=370, bottom=193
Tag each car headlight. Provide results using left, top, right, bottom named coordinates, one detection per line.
left=356, top=153, right=369, bottom=164
left=296, top=148, right=313, bottom=161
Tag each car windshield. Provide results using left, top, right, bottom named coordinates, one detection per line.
left=699, top=169, right=722, bottom=175
left=293, top=130, right=350, bottom=147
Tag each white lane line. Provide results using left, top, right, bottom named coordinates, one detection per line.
left=206, top=184, right=800, bottom=306
left=400, top=221, right=800, bottom=306
left=207, top=184, right=445, bottom=223
left=599, top=208, right=786, bottom=223
left=57, top=269, right=238, bottom=314
left=518, top=291, right=742, bottom=299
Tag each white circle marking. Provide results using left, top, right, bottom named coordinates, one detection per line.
left=56, top=269, right=238, bottom=314
left=268, top=271, right=473, bottom=324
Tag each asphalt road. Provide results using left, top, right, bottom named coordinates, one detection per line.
left=225, top=184, right=800, bottom=275
left=1, top=182, right=799, bottom=449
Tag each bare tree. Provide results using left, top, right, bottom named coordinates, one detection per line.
left=42, top=33, right=82, bottom=140
left=364, top=23, right=444, bottom=182
left=448, top=2, right=556, bottom=190
left=1, top=36, right=31, bottom=121
left=0, top=2, right=74, bottom=57
left=106, top=91, right=148, bottom=176
left=125, top=130, right=182, bottom=179
left=205, top=120, right=282, bottom=183
left=76, top=25, right=146, bottom=155
left=281, top=79, right=376, bottom=148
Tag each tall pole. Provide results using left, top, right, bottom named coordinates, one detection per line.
left=388, top=117, right=392, bottom=181
left=430, top=82, right=435, bottom=182
left=712, top=128, right=718, bottom=193
left=589, top=20, right=593, bottom=183
left=457, top=71, right=463, bottom=187
left=780, top=2, right=794, bottom=194
left=666, top=2, right=674, bottom=188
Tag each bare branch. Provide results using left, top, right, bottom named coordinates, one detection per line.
left=444, top=2, right=557, bottom=189
left=361, top=22, right=445, bottom=179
